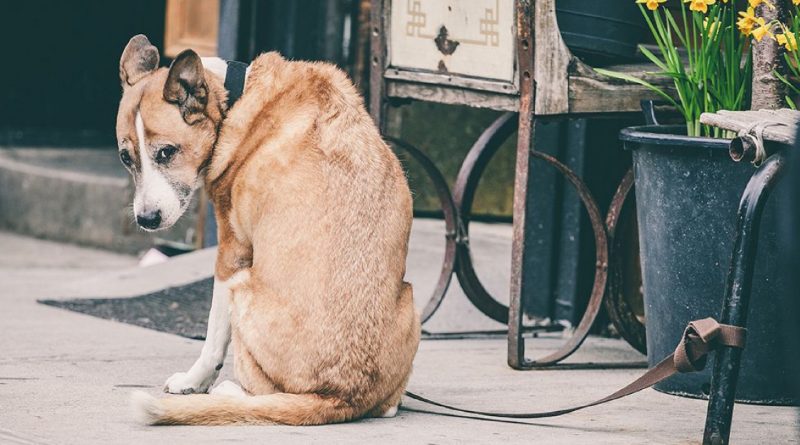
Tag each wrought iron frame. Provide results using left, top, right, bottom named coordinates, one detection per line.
left=370, top=0, right=645, bottom=365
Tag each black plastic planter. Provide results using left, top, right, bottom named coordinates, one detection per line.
left=621, top=125, right=798, bottom=405
left=555, top=0, right=647, bottom=65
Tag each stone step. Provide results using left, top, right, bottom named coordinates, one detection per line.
left=0, top=147, right=199, bottom=254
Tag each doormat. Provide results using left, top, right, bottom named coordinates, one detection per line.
left=40, top=277, right=213, bottom=340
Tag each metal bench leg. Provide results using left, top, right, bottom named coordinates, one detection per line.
left=703, top=152, right=787, bottom=445
left=508, top=0, right=536, bottom=369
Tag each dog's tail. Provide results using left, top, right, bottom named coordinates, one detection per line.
left=131, top=390, right=357, bottom=426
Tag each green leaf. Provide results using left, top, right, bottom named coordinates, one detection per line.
left=774, top=69, right=800, bottom=96
left=638, top=45, right=668, bottom=71
left=594, top=68, right=680, bottom=110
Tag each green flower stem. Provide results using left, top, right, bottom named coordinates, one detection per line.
left=597, top=1, right=752, bottom=138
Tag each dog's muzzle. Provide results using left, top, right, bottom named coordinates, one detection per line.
left=137, top=209, right=162, bottom=230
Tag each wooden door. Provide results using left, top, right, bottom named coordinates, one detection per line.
left=164, top=0, right=220, bottom=57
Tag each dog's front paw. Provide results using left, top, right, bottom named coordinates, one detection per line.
left=163, top=370, right=216, bottom=395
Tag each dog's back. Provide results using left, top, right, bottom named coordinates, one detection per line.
left=134, top=53, right=420, bottom=425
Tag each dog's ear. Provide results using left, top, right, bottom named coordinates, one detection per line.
left=163, top=49, right=208, bottom=125
left=120, top=34, right=159, bottom=87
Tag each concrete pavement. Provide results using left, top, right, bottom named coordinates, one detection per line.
left=0, top=221, right=797, bottom=444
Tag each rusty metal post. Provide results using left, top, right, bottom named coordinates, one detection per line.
left=507, top=0, right=618, bottom=370
left=508, top=0, right=536, bottom=369
left=369, top=0, right=387, bottom=132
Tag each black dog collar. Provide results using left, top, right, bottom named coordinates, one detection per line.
left=224, top=60, right=248, bottom=108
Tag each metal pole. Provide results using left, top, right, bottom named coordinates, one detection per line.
left=217, top=0, right=240, bottom=60
left=368, top=0, right=387, bottom=131
left=508, top=0, right=536, bottom=369
left=703, top=152, right=787, bottom=445
left=202, top=0, right=243, bottom=248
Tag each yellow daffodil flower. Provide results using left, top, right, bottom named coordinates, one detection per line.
left=748, top=0, right=774, bottom=9
left=777, top=32, right=798, bottom=51
left=737, top=7, right=759, bottom=35
left=636, top=0, right=667, bottom=10
left=752, top=21, right=774, bottom=41
left=684, top=0, right=716, bottom=14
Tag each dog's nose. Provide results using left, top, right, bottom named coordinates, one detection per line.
left=136, top=209, right=162, bottom=230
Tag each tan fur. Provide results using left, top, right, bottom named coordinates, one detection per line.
left=117, top=37, right=419, bottom=425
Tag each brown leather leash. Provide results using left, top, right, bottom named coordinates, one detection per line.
left=404, top=318, right=746, bottom=420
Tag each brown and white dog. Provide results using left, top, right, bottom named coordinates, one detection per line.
left=118, top=35, right=420, bottom=425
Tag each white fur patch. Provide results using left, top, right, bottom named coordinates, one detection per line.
left=130, top=391, right=162, bottom=425
left=200, top=57, right=251, bottom=89
left=381, top=405, right=399, bottom=418
left=202, top=275, right=238, bottom=362
left=133, top=112, right=182, bottom=230
left=201, top=57, right=229, bottom=80
left=226, top=269, right=251, bottom=287
left=210, top=380, right=247, bottom=397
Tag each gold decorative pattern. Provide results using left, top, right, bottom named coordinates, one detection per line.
left=405, top=0, right=428, bottom=38
left=476, top=2, right=500, bottom=46
left=403, top=0, right=500, bottom=47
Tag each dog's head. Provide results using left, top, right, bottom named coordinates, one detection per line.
left=116, top=35, right=224, bottom=231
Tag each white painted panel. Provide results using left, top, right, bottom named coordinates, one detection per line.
left=389, top=0, right=515, bottom=83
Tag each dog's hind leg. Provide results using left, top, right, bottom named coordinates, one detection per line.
left=231, top=327, right=281, bottom=396
left=225, top=271, right=290, bottom=397
left=368, top=282, right=419, bottom=419
left=367, top=373, right=409, bottom=418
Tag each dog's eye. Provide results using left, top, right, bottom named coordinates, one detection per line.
left=119, top=150, right=132, bottom=167
left=155, top=145, right=178, bottom=164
